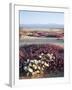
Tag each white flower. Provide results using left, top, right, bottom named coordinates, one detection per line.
left=23, top=66, right=28, bottom=71
left=44, top=62, right=49, bottom=67
left=28, top=67, right=33, bottom=73
left=33, top=64, right=37, bottom=70
left=39, top=55, right=42, bottom=58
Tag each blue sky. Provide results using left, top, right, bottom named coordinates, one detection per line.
left=19, top=11, right=64, bottom=26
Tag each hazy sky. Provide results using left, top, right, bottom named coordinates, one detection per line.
left=19, top=11, right=64, bottom=26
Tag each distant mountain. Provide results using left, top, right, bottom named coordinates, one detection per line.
left=20, top=24, right=64, bottom=29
